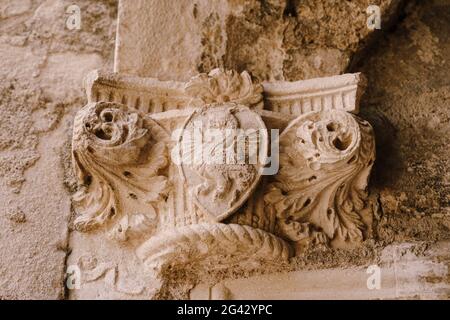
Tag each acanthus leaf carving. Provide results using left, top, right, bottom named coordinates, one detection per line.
left=136, top=223, right=292, bottom=269
left=71, top=68, right=376, bottom=270
left=72, top=102, right=171, bottom=241
left=264, top=110, right=376, bottom=248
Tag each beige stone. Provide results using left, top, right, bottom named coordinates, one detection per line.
left=69, top=67, right=375, bottom=292
left=0, top=0, right=117, bottom=299
left=2, top=0, right=449, bottom=301
left=115, top=0, right=405, bottom=82
left=67, top=0, right=388, bottom=299
left=191, top=242, right=450, bottom=300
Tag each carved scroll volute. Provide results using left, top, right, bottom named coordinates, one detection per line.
left=264, top=110, right=376, bottom=249
left=72, top=102, right=170, bottom=242
left=177, top=103, right=268, bottom=222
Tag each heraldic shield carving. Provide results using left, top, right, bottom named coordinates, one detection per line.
left=177, top=104, right=268, bottom=222
left=71, top=68, right=375, bottom=269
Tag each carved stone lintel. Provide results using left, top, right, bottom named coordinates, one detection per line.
left=72, top=68, right=376, bottom=269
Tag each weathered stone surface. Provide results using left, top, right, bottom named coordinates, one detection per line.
left=67, top=67, right=375, bottom=299
left=1, top=0, right=449, bottom=300
left=191, top=241, right=450, bottom=300
left=358, top=0, right=450, bottom=245
left=116, top=0, right=405, bottom=82
left=0, top=0, right=117, bottom=299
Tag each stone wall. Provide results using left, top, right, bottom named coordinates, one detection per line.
left=0, top=0, right=449, bottom=299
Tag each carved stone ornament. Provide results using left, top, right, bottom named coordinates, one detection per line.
left=177, top=104, right=268, bottom=222
left=72, top=68, right=375, bottom=269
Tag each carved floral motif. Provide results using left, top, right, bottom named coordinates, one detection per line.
left=72, top=102, right=170, bottom=241
left=264, top=110, right=376, bottom=248
left=71, top=68, right=376, bottom=268
left=185, top=69, right=263, bottom=108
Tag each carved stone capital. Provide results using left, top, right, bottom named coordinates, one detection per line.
left=72, top=68, right=375, bottom=269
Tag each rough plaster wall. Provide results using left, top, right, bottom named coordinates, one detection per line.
left=0, top=0, right=117, bottom=299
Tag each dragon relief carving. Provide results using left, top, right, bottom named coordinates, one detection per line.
left=71, top=68, right=376, bottom=268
